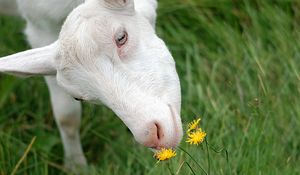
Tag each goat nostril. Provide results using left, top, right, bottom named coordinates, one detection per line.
left=154, top=122, right=163, bottom=140
left=142, top=122, right=165, bottom=148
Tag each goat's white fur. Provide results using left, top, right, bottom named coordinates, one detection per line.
left=0, top=43, right=57, bottom=76
left=0, top=0, right=182, bottom=170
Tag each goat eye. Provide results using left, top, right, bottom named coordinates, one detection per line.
left=74, top=97, right=83, bottom=102
left=115, top=30, right=128, bottom=48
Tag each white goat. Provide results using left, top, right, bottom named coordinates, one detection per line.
left=0, top=0, right=183, bottom=170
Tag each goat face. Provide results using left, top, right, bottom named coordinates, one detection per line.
left=0, top=0, right=183, bottom=149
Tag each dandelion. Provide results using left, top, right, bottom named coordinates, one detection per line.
left=186, top=128, right=206, bottom=145
left=154, top=148, right=176, bottom=161
left=187, top=118, right=201, bottom=133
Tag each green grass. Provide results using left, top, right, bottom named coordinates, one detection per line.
left=1, top=0, right=300, bottom=174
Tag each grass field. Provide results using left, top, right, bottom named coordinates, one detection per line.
left=0, top=0, right=300, bottom=174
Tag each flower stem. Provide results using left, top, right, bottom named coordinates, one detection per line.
left=178, top=146, right=208, bottom=175
left=205, top=139, right=210, bottom=175
left=185, top=161, right=196, bottom=175
left=206, top=140, right=231, bottom=174
left=206, top=141, right=229, bottom=162
left=167, top=162, right=175, bottom=175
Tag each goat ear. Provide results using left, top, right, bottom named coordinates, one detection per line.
left=103, top=0, right=135, bottom=14
left=0, top=42, right=58, bottom=77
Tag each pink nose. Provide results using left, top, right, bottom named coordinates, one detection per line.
left=142, top=122, right=179, bottom=149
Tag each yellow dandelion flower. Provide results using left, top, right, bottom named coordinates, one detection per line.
left=154, top=148, right=176, bottom=161
left=187, top=118, right=201, bottom=133
left=186, top=128, right=206, bottom=145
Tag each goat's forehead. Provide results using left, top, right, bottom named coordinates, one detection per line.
left=61, top=0, right=155, bottom=35
left=63, top=7, right=154, bottom=41
left=71, top=2, right=137, bottom=20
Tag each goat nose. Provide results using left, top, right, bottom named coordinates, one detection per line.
left=142, top=122, right=164, bottom=149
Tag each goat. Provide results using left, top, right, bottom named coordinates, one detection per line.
left=0, top=0, right=183, bottom=170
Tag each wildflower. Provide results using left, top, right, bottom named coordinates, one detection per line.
left=186, top=128, right=206, bottom=145
left=187, top=118, right=201, bottom=133
left=154, top=148, right=176, bottom=161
